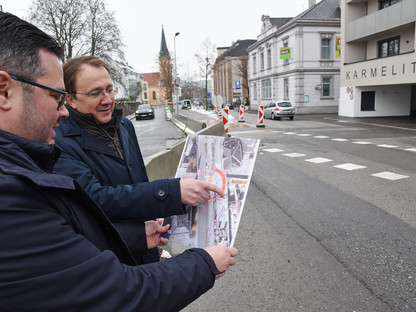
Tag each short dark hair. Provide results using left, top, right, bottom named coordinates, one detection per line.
left=63, top=56, right=110, bottom=95
left=0, top=12, right=63, bottom=82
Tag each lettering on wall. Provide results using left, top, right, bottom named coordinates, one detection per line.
left=346, top=62, right=416, bottom=80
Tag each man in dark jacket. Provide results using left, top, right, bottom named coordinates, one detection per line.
left=0, top=12, right=237, bottom=311
left=54, top=55, right=224, bottom=263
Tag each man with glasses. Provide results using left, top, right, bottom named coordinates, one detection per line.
left=0, top=12, right=237, bottom=311
left=54, top=56, right=225, bottom=263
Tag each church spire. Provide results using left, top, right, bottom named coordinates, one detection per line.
left=159, top=26, right=170, bottom=58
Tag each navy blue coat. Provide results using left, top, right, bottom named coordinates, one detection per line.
left=0, top=130, right=219, bottom=311
left=54, top=116, right=186, bottom=262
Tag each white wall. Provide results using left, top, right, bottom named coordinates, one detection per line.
left=339, top=85, right=411, bottom=117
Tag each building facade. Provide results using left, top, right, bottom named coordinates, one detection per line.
left=340, top=0, right=416, bottom=117
left=247, top=0, right=341, bottom=114
left=213, top=40, right=256, bottom=107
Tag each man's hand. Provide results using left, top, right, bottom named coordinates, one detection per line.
left=203, top=246, right=238, bottom=279
left=145, top=219, right=169, bottom=249
left=180, top=179, right=225, bottom=206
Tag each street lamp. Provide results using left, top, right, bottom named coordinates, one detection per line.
left=174, top=32, right=180, bottom=112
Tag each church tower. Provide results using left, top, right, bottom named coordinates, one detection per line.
left=159, top=26, right=170, bottom=59
left=158, top=26, right=173, bottom=101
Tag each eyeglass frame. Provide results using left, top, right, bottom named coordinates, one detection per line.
left=69, top=87, right=116, bottom=99
left=9, top=74, right=68, bottom=110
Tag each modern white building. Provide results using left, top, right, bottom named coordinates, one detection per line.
left=247, top=0, right=341, bottom=114
left=339, top=0, right=416, bottom=117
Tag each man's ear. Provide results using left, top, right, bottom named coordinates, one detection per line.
left=0, top=71, right=13, bottom=111
left=65, top=93, right=77, bottom=109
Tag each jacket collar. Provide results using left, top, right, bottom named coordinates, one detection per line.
left=58, top=111, right=130, bottom=161
left=0, top=130, right=75, bottom=189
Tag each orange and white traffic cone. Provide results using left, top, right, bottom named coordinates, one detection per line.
left=256, top=105, right=265, bottom=128
left=238, top=104, right=245, bottom=123
left=222, top=108, right=229, bottom=134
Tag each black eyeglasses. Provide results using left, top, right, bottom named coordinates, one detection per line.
left=10, top=74, right=68, bottom=110
left=70, top=87, right=117, bottom=99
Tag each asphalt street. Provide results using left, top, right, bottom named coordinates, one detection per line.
left=133, top=107, right=416, bottom=312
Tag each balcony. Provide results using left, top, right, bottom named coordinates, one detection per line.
left=346, top=0, right=416, bottom=42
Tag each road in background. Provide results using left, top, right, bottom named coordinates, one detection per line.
left=131, top=106, right=186, bottom=160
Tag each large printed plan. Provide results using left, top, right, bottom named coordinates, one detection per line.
left=161, top=135, right=260, bottom=248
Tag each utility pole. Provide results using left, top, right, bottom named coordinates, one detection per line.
left=174, top=32, right=180, bottom=112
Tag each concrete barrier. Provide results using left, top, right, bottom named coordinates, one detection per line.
left=170, top=112, right=207, bottom=134
left=144, top=119, right=225, bottom=181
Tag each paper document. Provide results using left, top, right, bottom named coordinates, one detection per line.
left=161, top=134, right=260, bottom=248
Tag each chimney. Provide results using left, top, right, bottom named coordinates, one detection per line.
left=309, top=0, right=316, bottom=7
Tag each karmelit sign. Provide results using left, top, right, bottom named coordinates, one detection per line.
left=343, top=56, right=416, bottom=86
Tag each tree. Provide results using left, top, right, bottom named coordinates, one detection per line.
left=84, top=0, right=124, bottom=59
left=159, top=54, right=173, bottom=101
left=29, top=0, right=87, bottom=61
left=233, top=56, right=250, bottom=105
left=28, top=0, right=124, bottom=62
left=194, top=38, right=216, bottom=110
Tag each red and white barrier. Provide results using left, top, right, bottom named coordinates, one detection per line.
left=256, top=105, right=265, bottom=128
left=222, top=108, right=229, bottom=134
left=238, top=105, right=245, bottom=122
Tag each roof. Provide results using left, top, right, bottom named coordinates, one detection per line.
left=269, top=17, right=292, bottom=28
left=295, top=0, right=340, bottom=20
left=142, top=72, right=160, bottom=87
left=159, top=26, right=169, bottom=58
left=220, top=39, right=257, bottom=57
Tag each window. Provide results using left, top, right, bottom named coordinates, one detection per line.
left=361, top=91, right=375, bottom=111
left=144, top=92, right=148, bottom=100
left=284, top=78, right=289, bottom=99
left=267, top=47, right=272, bottom=68
left=321, top=76, right=332, bottom=97
left=261, top=79, right=271, bottom=99
left=379, top=0, right=402, bottom=9
left=253, top=83, right=258, bottom=100
left=152, top=91, right=156, bottom=100
left=260, top=51, right=264, bottom=71
left=252, top=54, right=257, bottom=73
left=378, top=36, right=400, bottom=58
left=321, top=38, right=331, bottom=59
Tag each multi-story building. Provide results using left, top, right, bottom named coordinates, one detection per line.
left=247, top=0, right=341, bottom=114
left=213, top=40, right=256, bottom=106
left=340, top=0, right=416, bottom=117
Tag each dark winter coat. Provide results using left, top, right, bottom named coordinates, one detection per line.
left=54, top=114, right=186, bottom=262
left=0, top=130, right=219, bottom=312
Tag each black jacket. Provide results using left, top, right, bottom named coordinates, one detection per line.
left=0, top=130, right=219, bottom=312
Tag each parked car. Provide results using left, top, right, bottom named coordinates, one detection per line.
left=222, top=101, right=233, bottom=109
left=264, top=101, right=295, bottom=120
left=135, top=104, right=155, bottom=120
left=182, top=99, right=191, bottom=109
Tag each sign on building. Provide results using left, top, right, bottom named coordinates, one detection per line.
left=280, top=47, right=291, bottom=59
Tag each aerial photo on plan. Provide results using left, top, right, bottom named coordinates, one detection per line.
left=161, top=134, right=260, bottom=248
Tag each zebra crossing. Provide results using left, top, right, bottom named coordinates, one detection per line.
left=259, top=130, right=414, bottom=181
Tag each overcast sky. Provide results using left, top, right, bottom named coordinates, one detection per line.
left=2, top=0, right=319, bottom=79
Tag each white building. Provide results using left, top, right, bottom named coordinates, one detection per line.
left=340, top=0, right=416, bottom=117
left=247, top=0, right=341, bottom=114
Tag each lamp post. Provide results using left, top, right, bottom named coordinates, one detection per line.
left=174, top=32, right=180, bottom=112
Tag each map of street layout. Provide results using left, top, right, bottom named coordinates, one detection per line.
left=161, top=134, right=260, bottom=248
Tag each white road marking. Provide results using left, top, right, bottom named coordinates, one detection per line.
left=371, top=171, right=409, bottom=181
left=305, top=157, right=333, bottom=164
left=334, top=163, right=367, bottom=171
